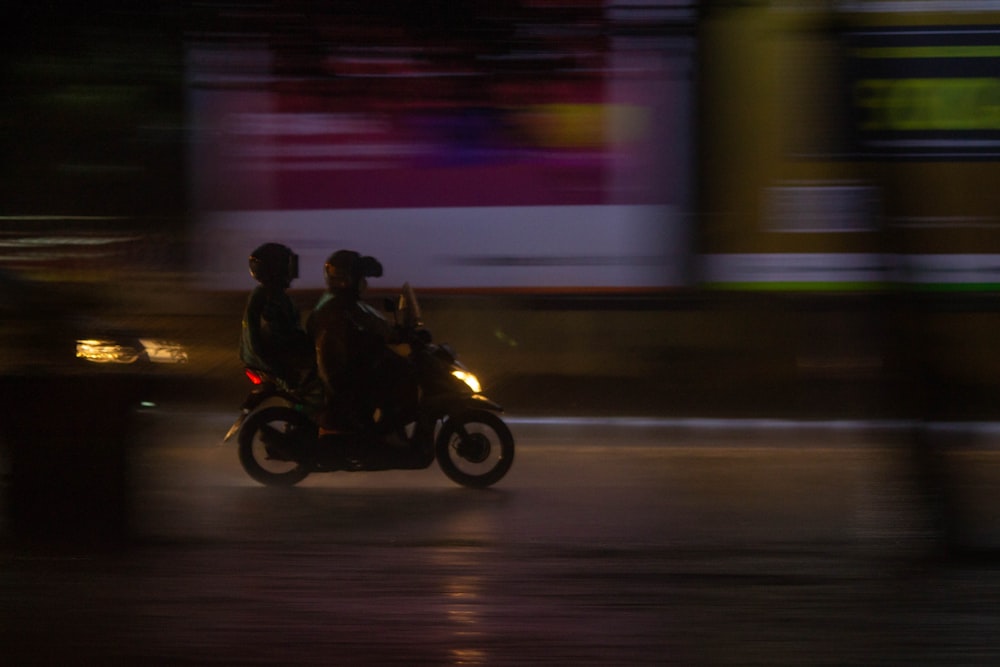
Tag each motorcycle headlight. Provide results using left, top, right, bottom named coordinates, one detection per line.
left=452, top=369, right=481, bottom=394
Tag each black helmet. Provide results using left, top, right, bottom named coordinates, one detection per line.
left=324, top=249, right=382, bottom=294
left=249, top=243, right=299, bottom=287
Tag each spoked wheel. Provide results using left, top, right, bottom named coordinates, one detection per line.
left=237, top=406, right=315, bottom=486
left=435, top=410, right=514, bottom=488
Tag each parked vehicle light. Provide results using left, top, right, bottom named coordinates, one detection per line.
left=452, top=369, right=481, bottom=393
left=76, top=338, right=188, bottom=364
left=76, top=339, right=141, bottom=364
left=138, top=338, right=188, bottom=364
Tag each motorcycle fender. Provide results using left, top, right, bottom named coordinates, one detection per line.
left=424, top=393, right=503, bottom=417
left=461, top=394, right=504, bottom=413
left=223, top=409, right=248, bottom=443
left=242, top=387, right=296, bottom=412
left=224, top=388, right=298, bottom=443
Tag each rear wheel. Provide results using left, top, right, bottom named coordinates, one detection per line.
left=435, top=410, right=514, bottom=488
left=237, top=406, right=314, bottom=486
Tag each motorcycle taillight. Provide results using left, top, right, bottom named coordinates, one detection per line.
left=245, top=368, right=264, bottom=385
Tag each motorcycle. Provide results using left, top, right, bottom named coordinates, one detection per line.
left=223, top=283, right=514, bottom=488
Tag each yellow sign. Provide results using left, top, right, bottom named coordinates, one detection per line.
left=857, top=78, right=1000, bottom=131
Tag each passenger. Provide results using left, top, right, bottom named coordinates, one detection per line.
left=307, top=249, right=407, bottom=433
left=239, top=243, right=314, bottom=390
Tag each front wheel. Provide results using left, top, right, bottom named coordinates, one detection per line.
left=237, top=406, right=314, bottom=486
left=436, top=410, right=514, bottom=488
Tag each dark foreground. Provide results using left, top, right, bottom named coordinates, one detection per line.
left=4, top=411, right=1000, bottom=665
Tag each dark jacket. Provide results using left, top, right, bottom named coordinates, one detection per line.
left=240, top=285, right=312, bottom=386
left=307, top=290, right=398, bottom=428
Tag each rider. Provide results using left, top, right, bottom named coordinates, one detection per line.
left=307, top=249, right=408, bottom=434
left=240, top=242, right=314, bottom=390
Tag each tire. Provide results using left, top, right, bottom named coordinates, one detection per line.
left=237, top=405, right=314, bottom=486
left=435, top=410, right=514, bottom=488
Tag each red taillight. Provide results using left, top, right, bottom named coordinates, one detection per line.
left=245, top=369, right=264, bottom=385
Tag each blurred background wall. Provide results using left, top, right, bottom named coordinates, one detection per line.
left=3, top=1, right=1000, bottom=419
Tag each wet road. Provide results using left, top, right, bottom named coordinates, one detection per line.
left=5, top=410, right=1000, bottom=665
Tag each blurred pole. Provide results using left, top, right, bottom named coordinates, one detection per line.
left=887, top=289, right=967, bottom=559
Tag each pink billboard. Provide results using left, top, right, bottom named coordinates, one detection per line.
left=189, top=2, right=694, bottom=291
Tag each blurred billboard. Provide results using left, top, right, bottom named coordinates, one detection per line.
left=699, top=1, right=1000, bottom=291
left=187, top=1, right=696, bottom=292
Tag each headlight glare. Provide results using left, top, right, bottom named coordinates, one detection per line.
left=452, top=369, right=481, bottom=394
left=76, top=339, right=141, bottom=364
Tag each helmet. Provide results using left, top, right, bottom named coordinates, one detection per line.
left=249, top=243, right=299, bottom=287
left=324, top=249, right=382, bottom=295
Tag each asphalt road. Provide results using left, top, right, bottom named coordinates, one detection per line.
left=4, top=409, right=1000, bottom=665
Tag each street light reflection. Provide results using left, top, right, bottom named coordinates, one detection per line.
left=450, top=647, right=488, bottom=665
left=433, top=545, right=491, bottom=665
